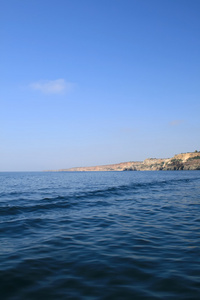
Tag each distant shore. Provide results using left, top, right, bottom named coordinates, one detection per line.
left=47, top=151, right=200, bottom=172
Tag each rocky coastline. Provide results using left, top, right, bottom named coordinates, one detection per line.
left=55, top=151, right=200, bottom=172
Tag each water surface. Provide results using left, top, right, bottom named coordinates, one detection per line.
left=0, top=171, right=200, bottom=299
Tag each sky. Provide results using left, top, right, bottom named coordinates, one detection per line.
left=0, top=0, right=200, bottom=171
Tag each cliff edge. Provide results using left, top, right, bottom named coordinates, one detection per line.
left=56, top=151, right=200, bottom=172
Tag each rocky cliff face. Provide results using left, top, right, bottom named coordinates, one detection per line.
left=58, top=152, right=200, bottom=172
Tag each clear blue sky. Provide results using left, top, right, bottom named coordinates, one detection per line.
left=0, top=0, right=200, bottom=171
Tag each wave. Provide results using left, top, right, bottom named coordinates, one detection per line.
left=1, top=175, right=199, bottom=217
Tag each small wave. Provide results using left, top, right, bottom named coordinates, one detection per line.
left=1, top=176, right=198, bottom=217
left=71, top=176, right=200, bottom=199
left=0, top=201, right=73, bottom=216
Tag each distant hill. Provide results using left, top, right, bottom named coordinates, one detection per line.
left=53, top=151, right=200, bottom=172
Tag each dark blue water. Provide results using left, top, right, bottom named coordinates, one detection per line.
left=0, top=171, right=200, bottom=299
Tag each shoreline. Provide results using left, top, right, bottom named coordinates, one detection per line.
left=49, top=151, right=200, bottom=172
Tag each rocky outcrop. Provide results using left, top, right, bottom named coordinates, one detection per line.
left=57, top=152, right=200, bottom=172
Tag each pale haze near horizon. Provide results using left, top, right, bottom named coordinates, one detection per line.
left=0, top=0, right=200, bottom=171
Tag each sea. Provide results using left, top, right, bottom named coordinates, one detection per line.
left=0, top=171, right=200, bottom=300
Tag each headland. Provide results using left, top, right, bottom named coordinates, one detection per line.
left=54, top=151, right=200, bottom=172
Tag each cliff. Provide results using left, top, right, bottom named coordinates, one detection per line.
left=57, top=151, right=200, bottom=172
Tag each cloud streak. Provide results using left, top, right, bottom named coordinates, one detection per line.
left=30, top=79, right=72, bottom=94
left=169, top=120, right=184, bottom=126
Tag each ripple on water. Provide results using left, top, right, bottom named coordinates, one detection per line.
left=0, top=171, right=200, bottom=299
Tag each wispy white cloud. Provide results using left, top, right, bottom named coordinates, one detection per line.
left=119, top=127, right=137, bottom=134
left=169, top=120, right=184, bottom=126
left=30, top=79, right=72, bottom=94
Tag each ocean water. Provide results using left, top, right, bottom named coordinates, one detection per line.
left=0, top=171, right=200, bottom=300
